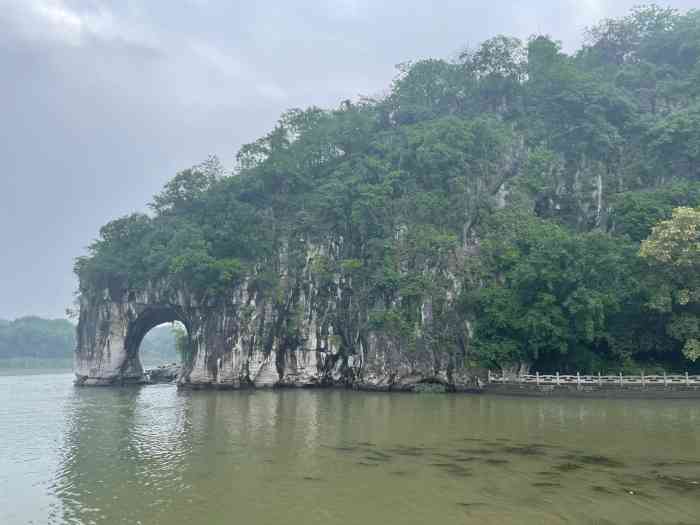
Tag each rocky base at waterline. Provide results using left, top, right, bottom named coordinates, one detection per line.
left=145, top=363, right=181, bottom=383
left=178, top=372, right=483, bottom=392
left=74, top=369, right=482, bottom=391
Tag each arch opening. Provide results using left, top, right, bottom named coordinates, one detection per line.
left=138, top=322, right=187, bottom=368
left=124, top=306, right=189, bottom=382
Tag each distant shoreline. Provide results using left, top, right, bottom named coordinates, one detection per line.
left=0, top=358, right=173, bottom=370
left=0, top=357, right=73, bottom=370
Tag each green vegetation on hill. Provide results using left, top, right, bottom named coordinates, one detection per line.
left=76, top=5, right=700, bottom=374
left=0, top=317, right=75, bottom=361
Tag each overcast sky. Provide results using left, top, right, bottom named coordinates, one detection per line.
left=1, top=0, right=696, bottom=320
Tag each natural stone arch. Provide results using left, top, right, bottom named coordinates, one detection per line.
left=124, top=305, right=187, bottom=369
left=74, top=288, right=194, bottom=386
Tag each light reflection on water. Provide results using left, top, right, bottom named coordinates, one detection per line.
left=1, top=373, right=700, bottom=525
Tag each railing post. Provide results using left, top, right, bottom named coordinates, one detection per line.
left=502, top=369, right=506, bottom=384
left=536, top=371, right=540, bottom=386
left=556, top=371, right=560, bottom=386
left=641, top=371, right=645, bottom=388
left=686, top=371, right=690, bottom=386
left=598, top=372, right=602, bottom=386
left=619, top=372, right=623, bottom=386
left=577, top=371, right=580, bottom=387
left=488, top=370, right=492, bottom=383
left=664, top=371, right=667, bottom=387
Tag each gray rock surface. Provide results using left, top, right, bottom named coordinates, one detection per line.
left=146, top=363, right=181, bottom=383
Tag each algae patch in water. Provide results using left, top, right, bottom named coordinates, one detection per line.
left=500, top=445, right=547, bottom=457
left=366, top=450, right=392, bottom=460
left=651, top=459, right=700, bottom=468
left=363, top=454, right=391, bottom=463
left=355, top=461, right=380, bottom=467
left=431, top=463, right=472, bottom=478
left=454, top=457, right=479, bottom=463
left=655, top=474, right=700, bottom=493
left=554, top=462, right=584, bottom=472
left=591, top=485, right=616, bottom=494
left=456, top=502, right=488, bottom=508
left=457, top=448, right=498, bottom=455
left=483, top=458, right=510, bottom=465
left=564, top=454, right=625, bottom=468
left=387, top=446, right=427, bottom=457
left=532, top=482, right=561, bottom=488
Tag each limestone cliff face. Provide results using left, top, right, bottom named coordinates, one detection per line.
left=75, top=245, right=479, bottom=391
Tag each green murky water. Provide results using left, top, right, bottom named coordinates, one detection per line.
left=1, top=372, right=699, bottom=524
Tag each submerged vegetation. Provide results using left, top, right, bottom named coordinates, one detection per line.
left=76, top=5, right=700, bottom=374
left=322, top=434, right=700, bottom=504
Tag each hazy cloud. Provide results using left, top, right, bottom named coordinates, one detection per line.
left=3, top=0, right=161, bottom=52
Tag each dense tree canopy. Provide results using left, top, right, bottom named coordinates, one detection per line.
left=466, top=209, right=639, bottom=373
left=76, top=6, right=700, bottom=373
left=0, top=317, right=75, bottom=361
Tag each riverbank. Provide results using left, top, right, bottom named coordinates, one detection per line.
left=79, top=367, right=700, bottom=399
left=483, top=383, right=700, bottom=399
left=483, top=373, right=700, bottom=399
left=158, top=372, right=700, bottom=398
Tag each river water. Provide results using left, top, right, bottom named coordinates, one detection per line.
left=1, top=372, right=699, bottom=525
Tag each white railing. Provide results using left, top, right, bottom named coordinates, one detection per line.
left=487, top=371, right=700, bottom=386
